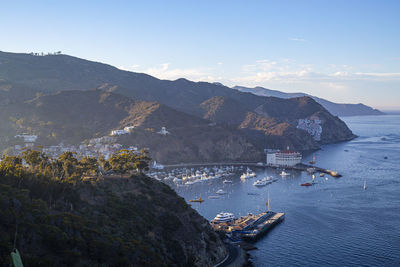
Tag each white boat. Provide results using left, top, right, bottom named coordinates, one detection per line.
left=364, top=180, right=367, bottom=190
left=253, top=179, right=268, bottom=187
left=216, top=189, right=227, bottom=195
left=223, top=179, right=233, bottom=184
left=208, top=195, right=220, bottom=199
left=280, top=170, right=290, bottom=176
left=211, top=212, right=235, bottom=224
left=253, top=177, right=273, bottom=187
left=240, top=168, right=257, bottom=179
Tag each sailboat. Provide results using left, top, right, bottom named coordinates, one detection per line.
left=309, top=154, right=316, bottom=164
left=363, top=180, right=367, bottom=190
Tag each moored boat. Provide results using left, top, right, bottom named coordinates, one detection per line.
left=211, top=212, right=235, bottom=224
left=189, top=197, right=204, bottom=203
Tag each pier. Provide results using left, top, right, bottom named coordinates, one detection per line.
left=211, top=211, right=285, bottom=242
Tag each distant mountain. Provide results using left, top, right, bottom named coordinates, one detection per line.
left=0, top=51, right=356, bottom=158
left=233, top=86, right=384, bottom=117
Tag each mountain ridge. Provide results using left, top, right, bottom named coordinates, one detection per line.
left=233, top=85, right=384, bottom=117
left=0, top=51, right=356, bottom=159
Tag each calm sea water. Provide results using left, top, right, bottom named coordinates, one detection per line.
left=174, top=115, right=400, bottom=267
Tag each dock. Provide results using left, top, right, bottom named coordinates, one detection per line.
left=212, top=211, right=285, bottom=242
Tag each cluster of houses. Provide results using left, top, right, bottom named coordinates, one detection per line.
left=9, top=125, right=169, bottom=160
left=296, top=118, right=322, bottom=141
left=14, top=134, right=38, bottom=143
left=110, top=126, right=170, bottom=136
left=110, top=126, right=136, bottom=136
left=40, top=141, right=139, bottom=159
left=12, top=132, right=140, bottom=160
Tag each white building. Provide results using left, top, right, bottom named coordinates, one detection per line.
left=15, top=134, right=38, bottom=143
left=157, top=127, right=170, bottom=135
left=110, top=129, right=126, bottom=136
left=266, top=149, right=302, bottom=167
left=124, top=126, right=135, bottom=133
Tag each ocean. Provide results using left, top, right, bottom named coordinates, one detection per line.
left=174, top=115, right=400, bottom=266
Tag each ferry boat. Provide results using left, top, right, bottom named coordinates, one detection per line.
left=211, top=212, right=235, bottom=224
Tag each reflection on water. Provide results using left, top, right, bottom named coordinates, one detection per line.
left=172, top=115, right=400, bottom=266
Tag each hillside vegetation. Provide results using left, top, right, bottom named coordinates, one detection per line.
left=0, top=151, right=227, bottom=266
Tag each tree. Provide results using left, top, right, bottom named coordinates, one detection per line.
left=133, top=149, right=151, bottom=174
left=58, top=152, right=78, bottom=180
left=77, top=156, right=99, bottom=177
left=109, top=149, right=135, bottom=174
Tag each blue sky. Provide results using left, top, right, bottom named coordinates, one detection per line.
left=1, top=0, right=400, bottom=109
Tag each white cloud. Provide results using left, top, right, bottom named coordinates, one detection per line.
left=129, top=63, right=221, bottom=82
left=288, top=37, right=306, bottom=42
left=119, top=64, right=140, bottom=71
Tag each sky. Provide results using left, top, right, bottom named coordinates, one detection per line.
left=1, top=0, right=400, bottom=110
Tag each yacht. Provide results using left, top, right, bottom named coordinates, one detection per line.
left=253, top=177, right=273, bottom=187
left=211, top=212, right=235, bottom=224
left=253, top=179, right=268, bottom=187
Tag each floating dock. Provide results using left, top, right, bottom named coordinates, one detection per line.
left=212, top=211, right=285, bottom=242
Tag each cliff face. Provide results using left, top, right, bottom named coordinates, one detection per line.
left=0, top=170, right=227, bottom=266
left=198, top=95, right=355, bottom=151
